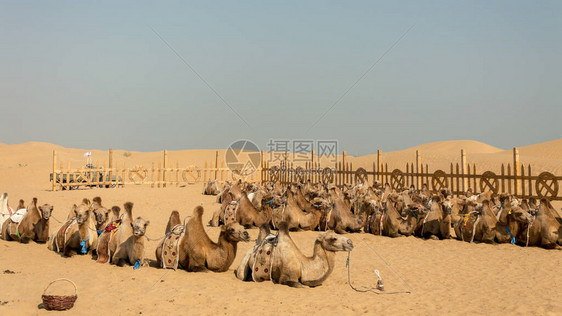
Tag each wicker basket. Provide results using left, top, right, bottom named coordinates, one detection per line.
left=41, top=278, right=78, bottom=311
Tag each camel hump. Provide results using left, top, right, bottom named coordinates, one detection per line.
left=32, top=197, right=38, bottom=205
left=124, top=202, right=134, bottom=218
left=193, top=206, right=204, bottom=218
left=18, top=200, right=25, bottom=209
left=277, top=221, right=290, bottom=234
left=111, top=206, right=120, bottom=214
left=93, top=197, right=102, bottom=205
left=82, top=198, right=91, bottom=205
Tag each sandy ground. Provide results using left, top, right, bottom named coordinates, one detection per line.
left=1, top=140, right=561, bottom=315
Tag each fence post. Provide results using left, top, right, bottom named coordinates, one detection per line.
left=52, top=150, right=57, bottom=191
left=377, top=150, right=382, bottom=182
left=215, top=150, right=219, bottom=180
left=415, top=150, right=421, bottom=189
left=461, top=149, right=467, bottom=192
left=163, top=151, right=167, bottom=187
left=261, top=150, right=265, bottom=184
left=513, top=147, right=520, bottom=196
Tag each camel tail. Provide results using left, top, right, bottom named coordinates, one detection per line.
left=82, top=198, right=91, bottom=206
left=124, top=202, right=134, bottom=219
left=93, top=196, right=102, bottom=205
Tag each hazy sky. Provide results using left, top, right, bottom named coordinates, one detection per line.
left=1, top=1, right=560, bottom=155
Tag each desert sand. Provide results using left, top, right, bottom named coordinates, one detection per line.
left=1, top=140, right=561, bottom=315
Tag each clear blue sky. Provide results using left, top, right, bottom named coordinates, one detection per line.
left=1, top=1, right=560, bottom=155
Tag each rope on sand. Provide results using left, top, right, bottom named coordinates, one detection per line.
left=345, top=238, right=412, bottom=295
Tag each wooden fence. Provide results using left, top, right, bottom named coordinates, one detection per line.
left=51, top=150, right=262, bottom=191
left=262, top=148, right=562, bottom=201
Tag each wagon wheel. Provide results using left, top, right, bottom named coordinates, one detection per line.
left=390, top=169, right=405, bottom=191
left=479, top=171, right=499, bottom=194
left=295, top=167, right=305, bottom=183
left=355, top=168, right=368, bottom=184
left=535, top=172, right=559, bottom=199
left=181, top=166, right=201, bottom=184
left=269, top=166, right=280, bottom=183
left=128, top=168, right=148, bottom=185
left=322, top=167, right=334, bottom=185
left=431, top=170, right=448, bottom=191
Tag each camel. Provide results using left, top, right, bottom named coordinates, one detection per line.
left=49, top=199, right=98, bottom=256
left=203, top=180, right=221, bottom=195
left=2, top=198, right=51, bottom=243
left=454, top=200, right=497, bottom=243
left=273, top=188, right=322, bottom=231
left=178, top=206, right=250, bottom=272
left=516, top=198, right=560, bottom=249
left=323, top=187, right=368, bottom=233
left=91, top=197, right=117, bottom=235
left=109, top=202, right=150, bottom=268
left=418, top=195, right=452, bottom=240
left=211, top=190, right=273, bottom=228
left=235, top=222, right=353, bottom=288
left=492, top=196, right=533, bottom=244
left=156, top=210, right=183, bottom=269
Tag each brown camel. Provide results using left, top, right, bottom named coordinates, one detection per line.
left=110, top=202, right=150, bottom=267
left=516, top=198, right=560, bottom=249
left=2, top=198, right=52, bottom=243
left=178, top=206, right=250, bottom=272
left=273, top=188, right=322, bottom=231
left=203, top=180, right=221, bottom=195
left=235, top=222, right=353, bottom=287
left=91, top=197, right=116, bottom=233
left=418, top=195, right=452, bottom=240
left=53, top=200, right=98, bottom=256
left=454, top=200, right=497, bottom=243
left=155, top=210, right=183, bottom=269
left=324, top=187, right=367, bottom=233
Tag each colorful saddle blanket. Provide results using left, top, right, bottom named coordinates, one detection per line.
left=252, top=234, right=278, bottom=282
left=96, top=219, right=122, bottom=264
left=160, top=224, right=185, bottom=270
left=223, top=202, right=239, bottom=225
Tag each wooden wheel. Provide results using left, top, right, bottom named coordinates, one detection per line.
left=479, top=171, right=498, bottom=194
left=535, top=172, right=559, bottom=199
left=431, top=170, right=448, bottom=191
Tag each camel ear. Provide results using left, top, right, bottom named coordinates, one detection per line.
left=72, top=204, right=78, bottom=215
left=144, top=221, right=150, bottom=227
left=130, top=222, right=134, bottom=228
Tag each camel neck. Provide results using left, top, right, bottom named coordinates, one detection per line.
left=305, top=240, right=335, bottom=285
left=217, top=232, right=237, bottom=268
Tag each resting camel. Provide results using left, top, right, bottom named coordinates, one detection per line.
left=212, top=190, right=273, bottom=228
left=492, top=196, right=533, bottom=244
left=2, top=198, right=51, bottom=243
left=156, top=210, right=183, bottom=268
left=49, top=199, right=98, bottom=256
left=203, top=180, right=221, bottom=195
left=91, top=197, right=118, bottom=234
left=110, top=202, right=150, bottom=267
left=517, top=198, right=560, bottom=249
left=418, top=195, right=452, bottom=240
left=235, top=222, right=353, bottom=288
left=178, top=206, right=250, bottom=272
left=323, top=187, right=368, bottom=233
left=273, top=188, right=322, bottom=231
left=454, top=200, right=497, bottom=243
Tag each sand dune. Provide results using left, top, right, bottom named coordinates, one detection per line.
left=0, top=140, right=561, bottom=315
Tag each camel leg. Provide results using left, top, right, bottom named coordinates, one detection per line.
left=278, top=271, right=303, bottom=288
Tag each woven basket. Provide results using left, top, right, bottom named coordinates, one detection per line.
left=41, top=278, right=78, bottom=311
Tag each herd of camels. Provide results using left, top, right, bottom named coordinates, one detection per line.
left=0, top=178, right=561, bottom=288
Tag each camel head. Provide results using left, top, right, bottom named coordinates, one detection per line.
left=508, top=206, right=534, bottom=224
left=317, top=231, right=354, bottom=252
left=441, top=198, right=453, bottom=215
left=93, top=207, right=111, bottom=226
left=38, top=204, right=53, bottom=220
left=262, top=193, right=285, bottom=209
left=311, top=196, right=332, bottom=211
left=72, top=203, right=91, bottom=225
left=131, top=216, right=150, bottom=237
left=222, top=223, right=250, bottom=243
